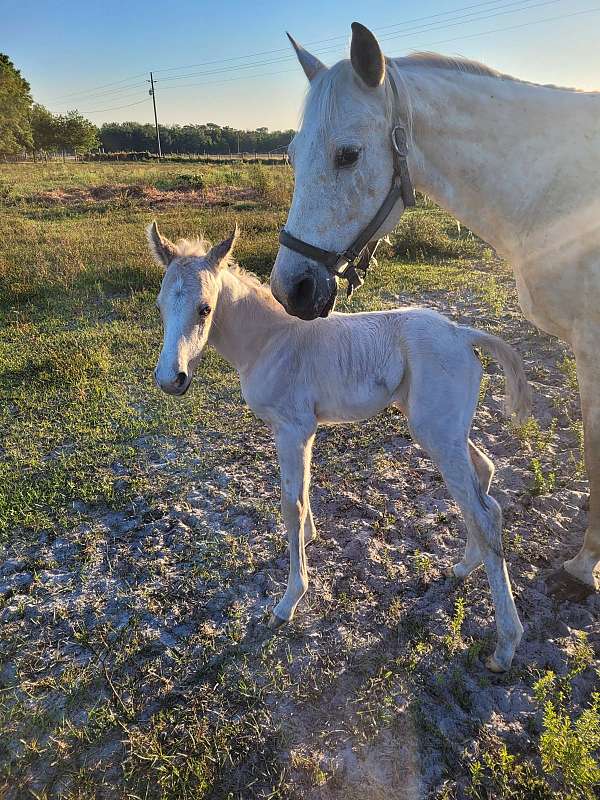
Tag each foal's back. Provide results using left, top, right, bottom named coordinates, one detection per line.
left=247, top=306, right=472, bottom=426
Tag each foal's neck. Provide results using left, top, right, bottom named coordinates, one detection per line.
left=208, top=268, right=293, bottom=373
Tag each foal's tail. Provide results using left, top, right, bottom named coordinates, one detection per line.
left=466, top=329, right=532, bottom=423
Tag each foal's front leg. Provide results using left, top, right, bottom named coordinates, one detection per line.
left=269, top=424, right=316, bottom=628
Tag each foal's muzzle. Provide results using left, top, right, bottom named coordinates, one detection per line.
left=155, top=369, right=192, bottom=396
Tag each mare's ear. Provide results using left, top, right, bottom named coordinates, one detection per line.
left=146, top=221, right=178, bottom=268
left=287, top=33, right=326, bottom=82
left=207, top=223, right=239, bottom=271
left=350, top=22, right=386, bottom=88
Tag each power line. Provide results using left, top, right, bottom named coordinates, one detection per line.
left=44, top=0, right=564, bottom=105
left=151, top=0, right=549, bottom=74
left=51, top=83, right=145, bottom=107
left=49, top=73, right=148, bottom=103
left=155, top=5, right=600, bottom=94
left=156, top=0, right=565, bottom=86
left=420, top=4, right=600, bottom=48
left=75, top=98, right=148, bottom=115
left=46, top=2, right=599, bottom=116
left=373, top=0, right=564, bottom=43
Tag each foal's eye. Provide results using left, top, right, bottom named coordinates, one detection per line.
left=335, top=146, right=361, bottom=168
left=198, top=303, right=211, bottom=318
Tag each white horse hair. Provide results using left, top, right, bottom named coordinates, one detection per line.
left=271, top=22, right=600, bottom=599
left=149, top=222, right=531, bottom=672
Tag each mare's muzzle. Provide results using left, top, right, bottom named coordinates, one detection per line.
left=273, top=263, right=338, bottom=320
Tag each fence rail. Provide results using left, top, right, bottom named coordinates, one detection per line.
left=3, top=151, right=289, bottom=165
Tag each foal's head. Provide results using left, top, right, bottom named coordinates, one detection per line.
left=148, top=221, right=238, bottom=396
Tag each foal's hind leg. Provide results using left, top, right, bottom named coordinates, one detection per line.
left=410, top=419, right=522, bottom=671
left=469, top=440, right=495, bottom=493
left=304, top=499, right=317, bottom=545
left=446, top=441, right=494, bottom=579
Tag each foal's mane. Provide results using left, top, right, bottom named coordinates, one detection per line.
left=173, top=236, right=272, bottom=296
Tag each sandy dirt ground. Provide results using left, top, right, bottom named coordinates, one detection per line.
left=0, top=262, right=598, bottom=798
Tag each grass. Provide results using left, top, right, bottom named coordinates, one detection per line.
left=469, top=635, right=600, bottom=799
left=0, top=160, right=596, bottom=799
left=443, top=596, right=467, bottom=655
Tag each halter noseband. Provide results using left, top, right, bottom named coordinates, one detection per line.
left=279, top=69, right=415, bottom=298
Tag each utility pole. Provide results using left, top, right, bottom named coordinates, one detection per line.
left=148, top=72, right=162, bottom=158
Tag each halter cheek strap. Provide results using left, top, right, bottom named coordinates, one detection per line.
left=278, top=70, right=415, bottom=298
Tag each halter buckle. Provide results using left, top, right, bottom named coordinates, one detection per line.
left=339, top=262, right=365, bottom=298
left=391, top=125, right=409, bottom=157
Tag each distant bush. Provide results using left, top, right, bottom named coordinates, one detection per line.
left=89, top=151, right=155, bottom=162
left=246, top=163, right=292, bottom=206
left=153, top=173, right=205, bottom=192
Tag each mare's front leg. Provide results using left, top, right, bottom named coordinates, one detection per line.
left=548, top=339, right=600, bottom=599
left=268, top=423, right=316, bottom=628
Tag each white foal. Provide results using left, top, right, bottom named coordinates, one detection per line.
left=149, top=223, right=531, bottom=672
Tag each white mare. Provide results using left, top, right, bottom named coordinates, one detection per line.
left=149, top=222, right=531, bottom=672
left=270, top=22, right=600, bottom=599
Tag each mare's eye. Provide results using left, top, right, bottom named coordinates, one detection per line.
left=198, top=303, right=211, bottom=318
left=335, top=146, right=361, bottom=168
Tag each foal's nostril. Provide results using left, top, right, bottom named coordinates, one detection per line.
left=175, top=371, right=187, bottom=388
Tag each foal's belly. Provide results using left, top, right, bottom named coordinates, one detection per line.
left=315, top=381, right=397, bottom=424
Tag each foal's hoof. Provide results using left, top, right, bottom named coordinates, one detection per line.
left=485, top=655, right=508, bottom=673
left=545, top=567, right=596, bottom=603
left=267, top=612, right=288, bottom=631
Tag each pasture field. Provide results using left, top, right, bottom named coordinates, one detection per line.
left=0, top=160, right=598, bottom=799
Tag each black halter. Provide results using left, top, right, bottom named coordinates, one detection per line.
left=279, top=69, right=415, bottom=298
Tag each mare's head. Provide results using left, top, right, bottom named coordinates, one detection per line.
left=148, top=221, right=238, bottom=395
left=271, top=22, right=409, bottom=320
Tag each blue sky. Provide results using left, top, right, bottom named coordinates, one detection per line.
left=2, top=0, right=599, bottom=130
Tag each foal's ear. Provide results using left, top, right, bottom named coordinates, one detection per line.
left=287, top=32, right=326, bottom=82
left=207, top=223, right=239, bottom=271
left=146, top=221, right=178, bottom=268
left=350, top=22, right=386, bottom=88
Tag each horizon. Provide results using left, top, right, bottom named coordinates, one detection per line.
left=2, top=0, right=600, bottom=131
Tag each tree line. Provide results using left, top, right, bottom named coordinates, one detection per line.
left=1, top=53, right=294, bottom=158
left=99, top=122, right=294, bottom=155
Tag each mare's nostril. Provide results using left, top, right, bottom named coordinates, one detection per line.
left=289, top=274, right=317, bottom=318
left=175, top=371, right=187, bottom=388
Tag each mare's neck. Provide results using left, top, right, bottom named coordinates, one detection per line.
left=208, top=269, right=293, bottom=373
left=396, top=63, right=594, bottom=259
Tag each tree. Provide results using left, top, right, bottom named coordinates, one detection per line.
left=30, top=103, right=58, bottom=152
left=54, top=110, right=99, bottom=154
left=0, top=53, right=33, bottom=154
